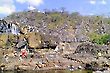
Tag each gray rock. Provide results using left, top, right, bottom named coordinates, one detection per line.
left=17, top=40, right=27, bottom=48
left=75, top=42, right=99, bottom=55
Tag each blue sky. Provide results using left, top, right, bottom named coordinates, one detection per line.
left=0, top=0, right=110, bottom=18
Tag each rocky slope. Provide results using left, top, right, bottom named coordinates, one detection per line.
left=1, top=10, right=110, bottom=48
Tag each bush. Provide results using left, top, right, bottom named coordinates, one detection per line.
left=90, top=33, right=110, bottom=45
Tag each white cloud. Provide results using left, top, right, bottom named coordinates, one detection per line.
left=89, top=13, right=94, bottom=15
left=28, top=0, right=43, bottom=6
left=89, top=0, right=107, bottom=5
left=15, top=0, right=26, bottom=4
left=101, top=0, right=107, bottom=5
left=16, top=0, right=43, bottom=6
left=0, top=0, right=16, bottom=15
left=0, top=5, right=15, bottom=15
left=28, top=6, right=36, bottom=10
left=90, top=0, right=96, bottom=4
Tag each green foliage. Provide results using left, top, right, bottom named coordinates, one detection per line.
left=71, top=12, right=80, bottom=17
left=50, top=13, right=62, bottom=22
left=90, top=33, right=110, bottom=45
left=103, top=18, right=110, bottom=24
left=47, top=13, right=66, bottom=29
left=101, top=34, right=110, bottom=44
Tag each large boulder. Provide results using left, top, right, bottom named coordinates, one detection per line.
left=26, top=32, right=42, bottom=48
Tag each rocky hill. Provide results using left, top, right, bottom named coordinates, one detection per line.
left=1, top=10, right=110, bottom=72
left=0, top=10, right=110, bottom=50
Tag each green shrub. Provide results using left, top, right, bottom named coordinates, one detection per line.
left=90, top=33, right=110, bottom=45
